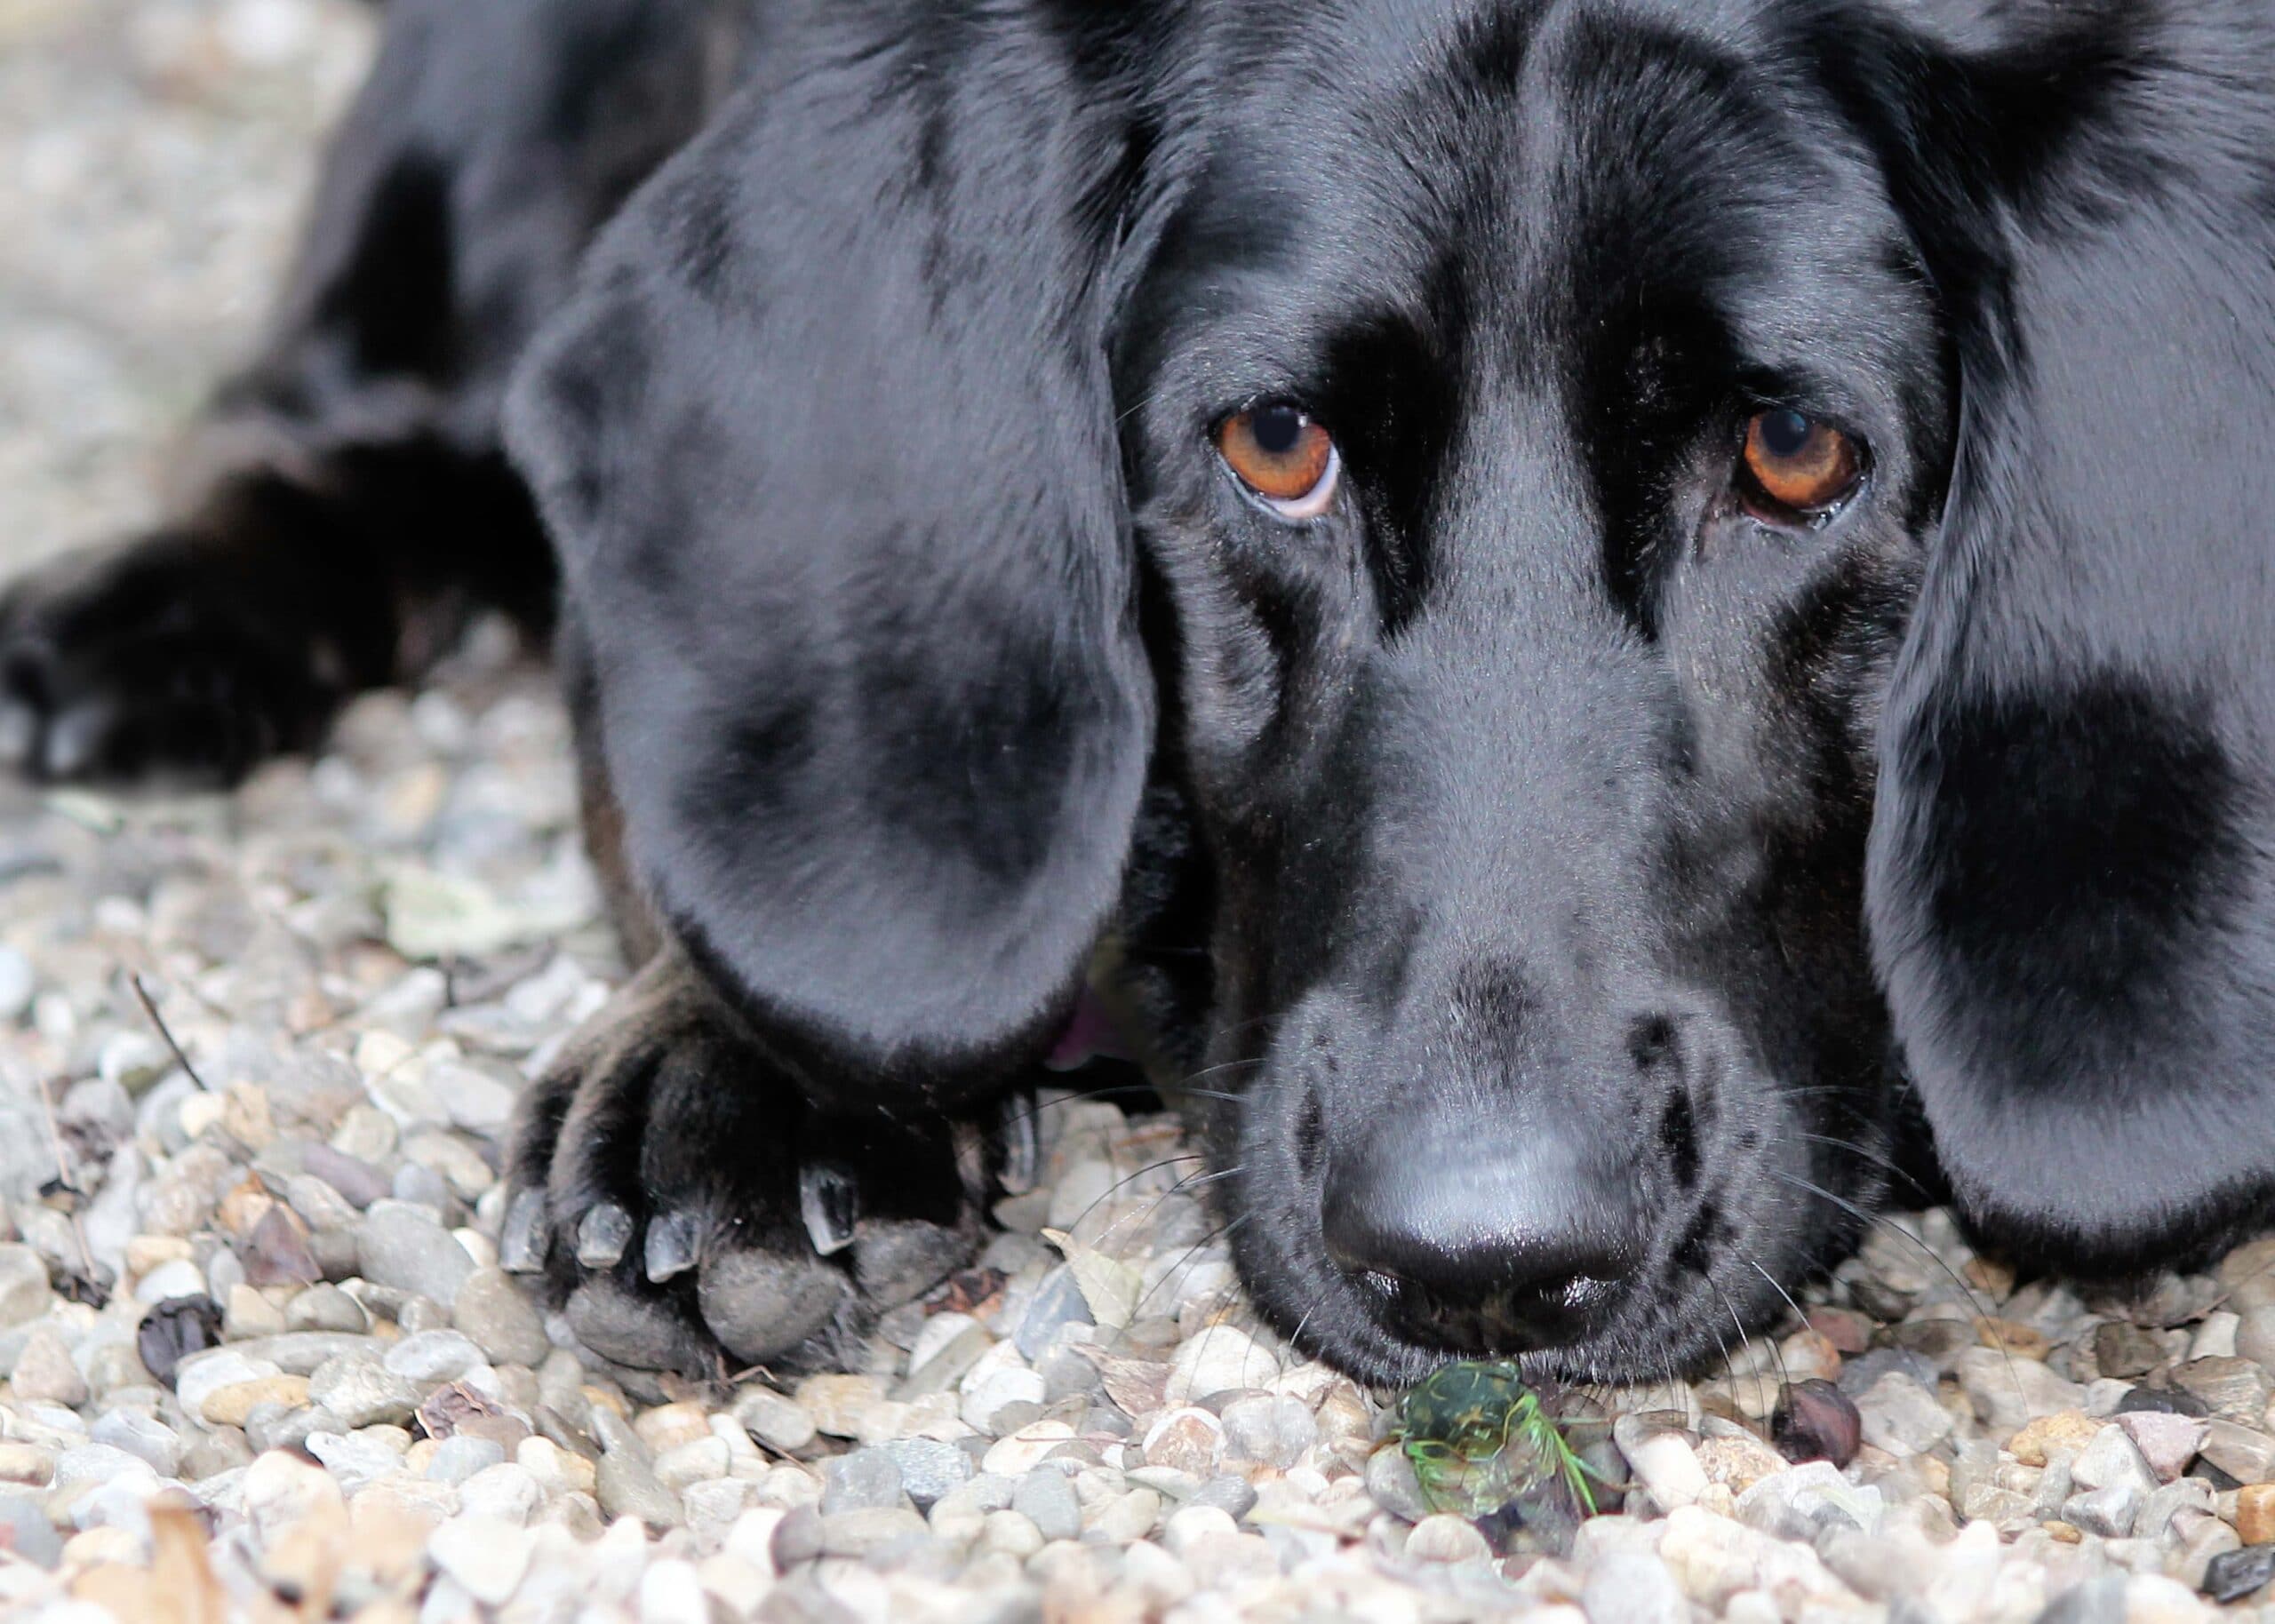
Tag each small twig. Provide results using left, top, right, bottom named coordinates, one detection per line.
left=130, top=972, right=207, bottom=1091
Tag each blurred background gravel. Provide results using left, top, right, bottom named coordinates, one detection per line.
left=0, top=0, right=372, bottom=573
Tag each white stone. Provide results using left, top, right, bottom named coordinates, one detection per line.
left=429, top=1515, right=536, bottom=1605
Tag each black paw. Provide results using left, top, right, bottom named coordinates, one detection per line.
left=0, top=533, right=350, bottom=786
left=503, top=951, right=1034, bottom=1375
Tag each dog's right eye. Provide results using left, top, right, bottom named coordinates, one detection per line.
left=1217, top=404, right=1340, bottom=521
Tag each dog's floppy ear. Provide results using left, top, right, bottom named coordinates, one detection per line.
left=1829, top=11, right=2275, bottom=1264
left=507, top=15, right=1186, bottom=1087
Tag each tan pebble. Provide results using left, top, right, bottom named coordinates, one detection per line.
left=2234, top=1481, right=2275, bottom=1544
left=403, top=1439, right=440, bottom=1475
left=60, top=1526, right=145, bottom=1569
left=224, top=1282, right=287, bottom=1339
left=218, top=1174, right=275, bottom=1238
left=124, top=1235, right=196, bottom=1278
left=698, top=1552, right=775, bottom=1613
left=654, top=1437, right=730, bottom=1490
left=982, top=1509, right=1045, bottom=1558
left=2010, top=1411, right=2102, bottom=1467
left=1696, top=1483, right=1737, bottom=1518
left=175, top=1093, right=229, bottom=1142
left=353, top=1484, right=453, bottom=1563
left=1696, top=1434, right=1789, bottom=1495
left=1913, top=1453, right=1952, bottom=1498
left=204, top=1374, right=312, bottom=1429
left=582, top=1385, right=628, bottom=1421
left=1406, top=1514, right=1492, bottom=1563
left=2043, top=1520, right=2083, bottom=1543
left=259, top=1520, right=344, bottom=1619
left=518, top=1436, right=598, bottom=1497
left=1977, top=1318, right=2052, bottom=1360
left=1963, top=1256, right=2016, bottom=1300
left=0, top=1443, right=56, bottom=1486
left=635, top=1401, right=714, bottom=1456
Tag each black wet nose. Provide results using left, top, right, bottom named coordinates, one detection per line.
left=1321, top=1123, right=1640, bottom=1354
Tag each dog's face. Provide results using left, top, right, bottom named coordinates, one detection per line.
left=1114, top=9, right=1943, bottom=1381
left=515, top=0, right=2275, bottom=1385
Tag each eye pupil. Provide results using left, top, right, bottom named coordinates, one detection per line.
left=1758, top=410, right=1814, bottom=458
left=1250, top=405, right=1305, bottom=456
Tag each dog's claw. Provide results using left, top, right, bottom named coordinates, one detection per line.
left=994, top=1088, right=1040, bottom=1195
left=800, top=1160, right=859, bottom=1255
left=644, top=1210, right=701, bottom=1282
left=576, top=1202, right=634, bottom=1268
left=500, top=1189, right=547, bottom=1273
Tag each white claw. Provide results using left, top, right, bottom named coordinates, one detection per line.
left=800, top=1161, right=858, bottom=1256
left=576, top=1202, right=633, bottom=1268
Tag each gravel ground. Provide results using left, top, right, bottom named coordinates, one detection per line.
left=5, top=4, right=2275, bottom=1621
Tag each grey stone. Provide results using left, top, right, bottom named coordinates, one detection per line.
left=731, top=1385, right=817, bottom=1455
left=821, top=1449, right=906, bottom=1515
left=355, top=1201, right=475, bottom=1306
left=1013, top=1266, right=1093, bottom=1360
left=1364, top=1445, right=1433, bottom=1524
left=1189, top=1475, right=1260, bottom=1522
left=2237, top=1305, right=2275, bottom=1369
left=2199, top=1420, right=2275, bottom=1483
left=878, top=1438, right=973, bottom=1509
left=931, top=1474, right=1018, bottom=1520
left=0, top=1245, right=53, bottom=1328
left=451, top=1268, right=549, bottom=1367
left=427, top=1435, right=507, bottom=1485
left=2135, top=1477, right=2217, bottom=1544
left=1736, top=1461, right=1884, bottom=1540
left=0, top=1493, right=60, bottom=1568
left=1221, top=1394, right=1317, bottom=1469
left=304, top=1430, right=404, bottom=1494
left=88, top=1410, right=181, bottom=1477
left=244, top=1405, right=323, bottom=1455
left=2175, top=1356, right=2273, bottom=1424
left=2070, top=1425, right=2159, bottom=1500
left=1012, top=1468, right=1082, bottom=1543
left=382, top=1328, right=483, bottom=1384
left=2034, top=1575, right=2127, bottom=1624
left=818, top=1507, right=930, bottom=1559
left=598, top=1445, right=683, bottom=1529
left=2060, top=1482, right=2142, bottom=1539
left=309, top=1354, right=420, bottom=1428
left=1854, top=1372, right=1954, bottom=1456
left=284, top=1285, right=368, bottom=1333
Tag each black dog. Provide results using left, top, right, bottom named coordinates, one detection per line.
left=4, top=0, right=2272, bottom=1386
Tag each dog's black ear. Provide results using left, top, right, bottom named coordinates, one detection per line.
left=1829, top=12, right=2275, bottom=1264
left=507, top=17, right=1184, bottom=1088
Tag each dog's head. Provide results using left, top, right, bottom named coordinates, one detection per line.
left=510, top=0, right=2275, bottom=1381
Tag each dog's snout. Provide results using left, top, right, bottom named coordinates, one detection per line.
left=1321, top=1119, right=1642, bottom=1354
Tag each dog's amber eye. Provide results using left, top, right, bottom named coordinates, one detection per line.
left=1217, top=404, right=1339, bottom=519
left=1740, top=410, right=1862, bottom=514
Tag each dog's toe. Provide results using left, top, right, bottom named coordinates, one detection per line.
left=503, top=949, right=992, bottom=1376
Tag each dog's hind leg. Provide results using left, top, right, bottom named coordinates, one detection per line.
left=0, top=0, right=744, bottom=784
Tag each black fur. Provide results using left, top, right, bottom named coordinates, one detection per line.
left=6, top=0, right=2272, bottom=1385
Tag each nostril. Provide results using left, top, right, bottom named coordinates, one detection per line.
left=1627, top=1013, right=1680, bottom=1072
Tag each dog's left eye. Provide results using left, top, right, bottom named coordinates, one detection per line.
left=1217, top=404, right=1340, bottom=520
left=1739, top=410, right=1863, bottom=516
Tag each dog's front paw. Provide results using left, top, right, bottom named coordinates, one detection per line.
left=503, top=951, right=1018, bottom=1376
left=0, top=533, right=349, bottom=786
